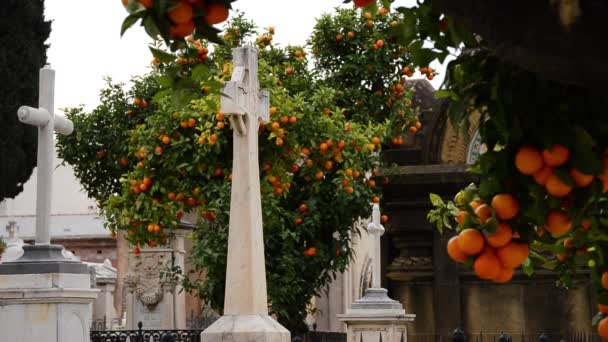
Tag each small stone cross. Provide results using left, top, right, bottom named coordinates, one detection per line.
left=17, top=66, right=73, bottom=245
left=367, top=203, right=386, bottom=289
left=220, top=46, right=271, bottom=315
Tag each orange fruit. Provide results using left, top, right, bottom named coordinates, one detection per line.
left=344, top=187, right=354, bottom=194
left=457, top=229, right=485, bottom=256
left=324, top=161, right=333, bottom=170
left=545, top=174, right=572, bottom=197
left=455, top=210, right=468, bottom=224
left=491, top=194, right=519, bottom=220
left=598, top=317, right=608, bottom=340
left=162, top=136, right=171, bottom=144
left=474, top=204, right=492, bottom=224
left=533, top=166, right=553, bottom=185
left=372, top=196, right=380, bottom=204
left=563, top=237, right=574, bottom=249
left=447, top=236, right=467, bottom=263
left=599, top=304, right=608, bottom=314
left=515, top=146, right=543, bottom=175
left=375, top=39, right=384, bottom=48
left=496, top=242, right=529, bottom=268
left=485, top=223, right=512, bottom=248
left=469, top=200, right=481, bottom=210
left=474, top=252, right=501, bottom=280
left=381, top=215, right=388, bottom=223
left=570, top=168, right=593, bottom=187
left=168, top=1, right=193, bottom=24
left=170, top=20, right=195, bottom=38
left=204, top=3, right=229, bottom=25
left=602, top=271, right=608, bottom=289
left=133, top=247, right=141, bottom=255
left=143, top=177, right=152, bottom=185
left=542, top=144, right=570, bottom=167
left=581, top=219, right=591, bottom=231
left=545, top=210, right=572, bottom=237
left=294, top=217, right=303, bottom=225
left=492, top=267, right=514, bottom=283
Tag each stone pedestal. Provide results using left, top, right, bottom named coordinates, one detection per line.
left=338, top=288, right=415, bottom=342
left=0, top=245, right=99, bottom=342
left=202, top=315, right=290, bottom=342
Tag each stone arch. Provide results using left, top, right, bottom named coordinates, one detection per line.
left=439, top=111, right=481, bottom=164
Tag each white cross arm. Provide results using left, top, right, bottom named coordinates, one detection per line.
left=367, top=203, right=385, bottom=235
left=17, top=106, right=73, bottom=136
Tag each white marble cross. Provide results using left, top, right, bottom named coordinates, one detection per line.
left=367, top=203, right=386, bottom=289
left=17, top=66, right=73, bottom=245
left=220, top=46, right=271, bottom=315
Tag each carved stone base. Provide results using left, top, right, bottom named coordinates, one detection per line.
left=0, top=270, right=98, bottom=342
left=351, top=288, right=404, bottom=311
left=201, top=315, right=290, bottom=342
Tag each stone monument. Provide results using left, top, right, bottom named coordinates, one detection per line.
left=201, top=46, right=290, bottom=342
left=124, top=222, right=191, bottom=329
left=0, top=67, right=98, bottom=342
left=338, top=204, right=415, bottom=342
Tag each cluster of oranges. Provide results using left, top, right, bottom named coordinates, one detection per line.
left=129, top=177, right=153, bottom=195
left=122, top=0, right=230, bottom=39
left=514, top=144, right=601, bottom=238
left=255, top=27, right=274, bottom=49
left=418, top=67, right=435, bottom=81
left=265, top=106, right=297, bottom=146
left=448, top=193, right=529, bottom=283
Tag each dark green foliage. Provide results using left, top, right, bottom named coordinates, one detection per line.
left=0, top=0, right=51, bottom=201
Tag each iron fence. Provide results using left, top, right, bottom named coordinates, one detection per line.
left=90, top=321, right=203, bottom=342
left=406, top=329, right=601, bottom=342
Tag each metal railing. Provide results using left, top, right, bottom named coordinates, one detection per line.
left=90, top=321, right=203, bottom=342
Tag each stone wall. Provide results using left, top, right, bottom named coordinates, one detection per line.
left=390, top=277, right=593, bottom=339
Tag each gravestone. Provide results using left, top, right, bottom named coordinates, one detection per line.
left=124, top=223, right=191, bottom=329
left=0, top=67, right=98, bottom=342
left=338, top=204, right=415, bottom=342
left=201, top=46, right=289, bottom=342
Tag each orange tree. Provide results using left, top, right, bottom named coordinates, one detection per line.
left=309, top=6, right=423, bottom=139
left=58, top=11, right=419, bottom=332
left=353, top=0, right=608, bottom=336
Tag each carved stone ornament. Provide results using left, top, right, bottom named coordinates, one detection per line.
left=125, top=252, right=172, bottom=306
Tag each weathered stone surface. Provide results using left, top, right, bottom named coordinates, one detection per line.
left=201, top=315, right=290, bottom=342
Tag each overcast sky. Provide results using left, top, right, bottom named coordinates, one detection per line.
left=44, top=0, right=445, bottom=114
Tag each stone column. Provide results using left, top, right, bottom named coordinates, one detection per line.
left=172, top=227, right=189, bottom=329
left=338, top=204, right=415, bottom=342
left=201, top=46, right=289, bottom=342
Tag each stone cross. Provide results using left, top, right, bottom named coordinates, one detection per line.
left=367, top=203, right=385, bottom=289
left=17, top=66, right=73, bottom=245
left=220, top=46, right=270, bottom=315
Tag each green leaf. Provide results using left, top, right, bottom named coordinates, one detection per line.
left=522, top=258, right=534, bottom=276
left=149, top=47, right=175, bottom=64
left=481, top=217, right=498, bottom=235
left=191, top=64, right=210, bottom=82
left=154, top=75, right=174, bottom=87
left=592, top=312, right=604, bottom=326
left=571, top=126, right=602, bottom=174
left=429, top=193, right=444, bottom=207
left=541, top=260, right=559, bottom=270
left=143, top=15, right=160, bottom=39
left=435, top=90, right=458, bottom=100
left=121, top=14, right=141, bottom=37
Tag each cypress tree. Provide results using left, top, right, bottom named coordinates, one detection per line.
left=0, top=0, right=51, bottom=201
